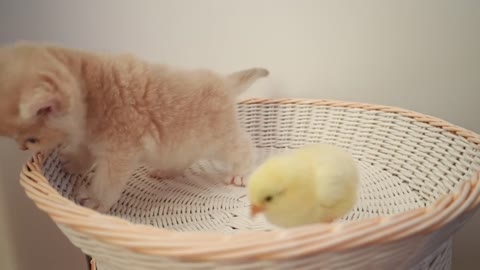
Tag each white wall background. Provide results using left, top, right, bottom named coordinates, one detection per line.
left=0, top=1, right=479, bottom=269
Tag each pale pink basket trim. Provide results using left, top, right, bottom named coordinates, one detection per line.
left=21, top=172, right=479, bottom=259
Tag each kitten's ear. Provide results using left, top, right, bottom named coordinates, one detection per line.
left=19, top=88, right=62, bottom=120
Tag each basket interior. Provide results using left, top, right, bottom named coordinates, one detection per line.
left=42, top=102, right=480, bottom=233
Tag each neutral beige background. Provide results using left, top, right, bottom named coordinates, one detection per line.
left=0, top=1, right=479, bottom=269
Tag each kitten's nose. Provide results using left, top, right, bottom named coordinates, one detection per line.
left=20, top=145, right=28, bottom=151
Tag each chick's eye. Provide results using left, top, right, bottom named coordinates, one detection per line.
left=25, top=137, right=39, bottom=144
left=264, top=195, right=273, bottom=202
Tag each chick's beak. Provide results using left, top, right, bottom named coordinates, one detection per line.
left=250, top=204, right=265, bottom=218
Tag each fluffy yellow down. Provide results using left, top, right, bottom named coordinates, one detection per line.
left=247, top=144, right=359, bottom=228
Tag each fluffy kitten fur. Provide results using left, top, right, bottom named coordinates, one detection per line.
left=0, top=43, right=268, bottom=213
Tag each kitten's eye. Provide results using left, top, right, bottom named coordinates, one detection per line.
left=264, top=195, right=273, bottom=202
left=25, top=137, right=39, bottom=144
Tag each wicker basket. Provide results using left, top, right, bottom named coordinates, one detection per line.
left=20, top=99, right=480, bottom=270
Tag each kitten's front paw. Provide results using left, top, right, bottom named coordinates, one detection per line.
left=75, top=184, right=108, bottom=213
left=77, top=195, right=109, bottom=213
left=224, top=176, right=246, bottom=187
left=75, top=184, right=94, bottom=205
left=79, top=197, right=100, bottom=209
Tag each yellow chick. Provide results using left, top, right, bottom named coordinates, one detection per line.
left=247, top=144, right=359, bottom=228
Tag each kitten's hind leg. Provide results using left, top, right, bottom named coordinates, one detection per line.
left=213, top=130, right=254, bottom=187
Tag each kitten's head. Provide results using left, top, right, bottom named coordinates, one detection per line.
left=0, top=43, right=83, bottom=152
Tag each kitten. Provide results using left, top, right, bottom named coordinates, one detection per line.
left=0, top=42, right=268, bottom=213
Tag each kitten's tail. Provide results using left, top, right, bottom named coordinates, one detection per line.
left=227, top=67, right=269, bottom=96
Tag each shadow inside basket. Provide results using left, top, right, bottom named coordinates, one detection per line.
left=41, top=147, right=429, bottom=234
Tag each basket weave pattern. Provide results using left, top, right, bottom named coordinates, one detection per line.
left=20, top=99, right=480, bottom=269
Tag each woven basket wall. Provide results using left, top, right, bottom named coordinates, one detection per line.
left=20, top=99, right=480, bottom=270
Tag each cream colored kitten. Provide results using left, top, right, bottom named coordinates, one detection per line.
left=0, top=43, right=268, bottom=213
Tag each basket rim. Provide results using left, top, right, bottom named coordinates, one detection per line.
left=19, top=98, right=480, bottom=262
